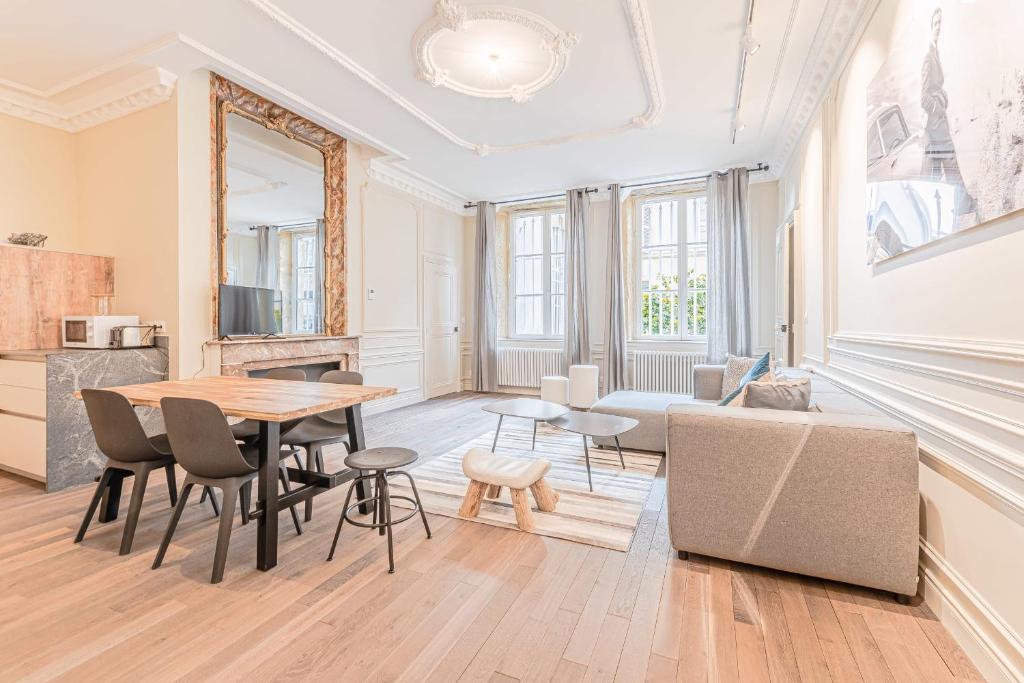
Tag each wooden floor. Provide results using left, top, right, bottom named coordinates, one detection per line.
left=0, top=392, right=984, bottom=682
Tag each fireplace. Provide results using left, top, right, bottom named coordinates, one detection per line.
left=208, top=336, right=359, bottom=377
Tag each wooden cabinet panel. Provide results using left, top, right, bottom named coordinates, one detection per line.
left=0, top=360, right=47, bottom=390
left=0, top=385, right=46, bottom=418
left=0, top=413, right=46, bottom=481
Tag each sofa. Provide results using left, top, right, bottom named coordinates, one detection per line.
left=593, top=364, right=921, bottom=599
left=589, top=364, right=725, bottom=452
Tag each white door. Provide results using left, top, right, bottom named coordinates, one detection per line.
left=774, top=217, right=795, bottom=366
left=423, top=255, right=460, bottom=398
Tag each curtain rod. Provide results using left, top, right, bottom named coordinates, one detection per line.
left=617, top=162, right=770, bottom=190
left=463, top=163, right=769, bottom=209
left=464, top=187, right=598, bottom=210
left=248, top=220, right=319, bottom=230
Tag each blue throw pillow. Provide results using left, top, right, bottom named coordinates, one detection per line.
left=718, top=352, right=771, bottom=406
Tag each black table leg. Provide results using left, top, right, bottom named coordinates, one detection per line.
left=346, top=403, right=371, bottom=514
left=98, top=471, right=125, bottom=523
left=256, top=420, right=280, bottom=571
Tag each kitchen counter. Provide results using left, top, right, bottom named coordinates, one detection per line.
left=0, top=346, right=168, bottom=491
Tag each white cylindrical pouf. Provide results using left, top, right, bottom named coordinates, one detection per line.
left=540, top=376, right=569, bottom=405
left=568, top=365, right=599, bottom=409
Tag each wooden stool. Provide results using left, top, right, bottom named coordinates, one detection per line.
left=457, top=447, right=559, bottom=532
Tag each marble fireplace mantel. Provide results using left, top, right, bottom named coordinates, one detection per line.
left=209, top=335, right=360, bottom=376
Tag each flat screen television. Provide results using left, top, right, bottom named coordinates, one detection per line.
left=218, top=284, right=278, bottom=338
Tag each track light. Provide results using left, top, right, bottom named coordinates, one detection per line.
left=743, top=29, right=760, bottom=55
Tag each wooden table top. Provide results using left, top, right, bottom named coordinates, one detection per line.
left=74, top=376, right=396, bottom=421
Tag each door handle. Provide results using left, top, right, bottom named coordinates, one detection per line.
left=454, top=325, right=459, bottom=332
left=779, top=324, right=789, bottom=332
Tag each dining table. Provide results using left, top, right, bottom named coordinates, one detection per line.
left=75, top=375, right=396, bottom=571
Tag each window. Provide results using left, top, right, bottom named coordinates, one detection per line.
left=637, top=193, right=708, bottom=338
left=292, top=231, right=319, bottom=334
left=511, top=208, right=565, bottom=337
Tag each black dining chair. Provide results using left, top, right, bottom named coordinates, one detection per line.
left=153, top=396, right=302, bottom=584
left=282, top=370, right=361, bottom=521
left=75, top=389, right=218, bottom=555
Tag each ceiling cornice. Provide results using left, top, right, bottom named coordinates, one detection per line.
left=243, top=0, right=664, bottom=156
left=768, top=0, right=876, bottom=172
left=0, top=67, right=177, bottom=133
left=367, top=156, right=471, bottom=215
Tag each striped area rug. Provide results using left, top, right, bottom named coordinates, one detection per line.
left=389, top=421, right=662, bottom=551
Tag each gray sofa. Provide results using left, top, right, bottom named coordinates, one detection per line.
left=593, top=365, right=921, bottom=598
left=590, top=364, right=724, bottom=452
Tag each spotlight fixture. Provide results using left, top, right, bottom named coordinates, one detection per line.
left=743, top=29, right=760, bottom=55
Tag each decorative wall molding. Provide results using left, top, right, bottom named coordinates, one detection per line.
left=243, top=0, right=664, bottom=156
left=769, top=0, right=877, bottom=172
left=413, top=1, right=578, bottom=104
left=367, top=157, right=469, bottom=214
left=830, top=333, right=1024, bottom=399
left=920, top=539, right=1024, bottom=682
left=0, top=67, right=177, bottom=133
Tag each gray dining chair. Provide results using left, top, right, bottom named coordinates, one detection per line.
left=282, top=369, right=361, bottom=521
left=75, top=389, right=218, bottom=555
left=153, top=397, right=301, bottom=584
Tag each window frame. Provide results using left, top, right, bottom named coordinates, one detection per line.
left=291, top=228, right=319, bottom=335
left=508, top=206, right=566, bottom=340
left=633, top=189, right=708, bottom=342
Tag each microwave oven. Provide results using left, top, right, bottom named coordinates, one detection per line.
left=61, top=315, right=139, bottom=348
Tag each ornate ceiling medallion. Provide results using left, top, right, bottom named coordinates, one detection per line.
left=413, top=0, right=579, bottom=104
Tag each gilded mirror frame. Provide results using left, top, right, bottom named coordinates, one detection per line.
left=211, top=73, right=347, bottom=336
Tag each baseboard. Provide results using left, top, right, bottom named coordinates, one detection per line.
left=362, top=387, right=424, bottom=415
left=919, top=540, right=1024, bottom=682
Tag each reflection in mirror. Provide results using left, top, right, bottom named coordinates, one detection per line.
left=224, top=112, right=326, bottom=335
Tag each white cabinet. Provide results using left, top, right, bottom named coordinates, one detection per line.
left=0, top=359, right=47, bottom=481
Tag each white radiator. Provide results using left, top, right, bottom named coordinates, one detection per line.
left=632, top=351, right=708, bottom=394
left=498, top=347, right=563, bottom=388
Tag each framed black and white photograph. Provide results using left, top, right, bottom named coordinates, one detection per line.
left=866, top=0, right=1024, bottom=263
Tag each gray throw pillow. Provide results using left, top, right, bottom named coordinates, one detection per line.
left=742, top=379, right=811, bottom=411
left=721, top=355, right=757, bottom=400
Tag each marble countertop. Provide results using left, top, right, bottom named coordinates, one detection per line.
left=0, top=347, right=156, bottom=362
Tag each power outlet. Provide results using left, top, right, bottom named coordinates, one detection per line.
left=367, top=288, right=376, bottom=301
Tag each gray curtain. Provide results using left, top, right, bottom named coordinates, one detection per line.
left=603, top=184, right=627, bottom=394
left=254, top=225, right=280, bottom=290
left=562, top=188, right=591, bottom=373
left=706, top=168, right=752, bottom=364
left=472, top=201, right=498, bottom=392
left=315, top=219, right=326, bottom=333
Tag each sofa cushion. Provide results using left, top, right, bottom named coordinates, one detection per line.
left=719, top=352, right=771, bottom=405
left=590, top=391, right=715, bottom=452
left=721, top=355, right=757, bottom=399
left=742, top=378, right=811, bottom=411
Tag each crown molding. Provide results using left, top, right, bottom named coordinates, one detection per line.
left=413, top=1, right=579, bottom=104
left=0, top=67, right=177, bottom=133
left=769, top=0, right=876, bottom=171
left=243, top=0, right=663, bottom=156
left=367, top=157, right=470, bottom=215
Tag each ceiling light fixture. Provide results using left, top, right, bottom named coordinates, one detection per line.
left=731, top=0, right=757, bottom=144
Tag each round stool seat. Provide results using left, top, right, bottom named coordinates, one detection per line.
left=344, top=447, right=417, bottom=471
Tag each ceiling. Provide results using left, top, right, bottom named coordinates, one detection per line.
left=0, top=0, right=871, bottom=204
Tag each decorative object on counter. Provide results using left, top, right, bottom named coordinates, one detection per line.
left=7, top=232, right=48, bottom=247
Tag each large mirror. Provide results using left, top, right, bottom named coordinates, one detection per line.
left=224, top=113, right=326, bottom=335
left=212, top=74, right=347, bottom=338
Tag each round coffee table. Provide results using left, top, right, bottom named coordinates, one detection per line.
left=482, top=398, right=569, bottom=451
left=547, top=412, right=639, bottom=491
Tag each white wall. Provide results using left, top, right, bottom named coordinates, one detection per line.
left=0, top=114, right=80, bottom=253
left=347, top=143, right=469, bottom=413
left=781, top=1, right=1024, bottom=678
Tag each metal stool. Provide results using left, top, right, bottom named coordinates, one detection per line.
left=327, top=447, right=431, bottom=573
